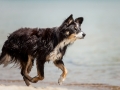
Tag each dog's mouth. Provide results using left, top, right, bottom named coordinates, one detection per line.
left=75, top=32, right=86, bottom=39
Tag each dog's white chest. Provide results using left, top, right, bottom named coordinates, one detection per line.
left=46, top=39, right=71, bottom=61
left=46, top=50, right=62, bottom=61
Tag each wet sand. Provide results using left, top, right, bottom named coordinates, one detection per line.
left=0, top=79, right=120, bottom=90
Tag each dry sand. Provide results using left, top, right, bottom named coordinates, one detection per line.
left=0, top=80, right=120, bottom=90
left=0, top=85, right=68, bottom=90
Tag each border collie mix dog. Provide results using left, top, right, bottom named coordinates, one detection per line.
left=0, top=14, right=86, bottom=86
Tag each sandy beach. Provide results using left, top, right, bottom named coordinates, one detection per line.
left=0, top=79, right=120, bottom=90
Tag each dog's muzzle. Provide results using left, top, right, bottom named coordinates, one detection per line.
left=75, top=31, right=86, bottom=39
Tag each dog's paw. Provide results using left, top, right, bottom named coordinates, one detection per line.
left=31, top=77, right=39, bottom=83
left=58, top=75, right=65, bottom=85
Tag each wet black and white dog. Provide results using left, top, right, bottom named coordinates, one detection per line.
left=0, top=14, right=86, bottom=86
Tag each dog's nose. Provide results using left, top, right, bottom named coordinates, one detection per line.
left=83, top=33, right=86, bottom=37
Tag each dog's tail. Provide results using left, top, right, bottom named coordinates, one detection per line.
left=0, top=51, right=20, bottom=67
left=0, top=52, right=12, bottom=67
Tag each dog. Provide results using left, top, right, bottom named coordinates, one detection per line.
left=0, top=14, right=86, bottom=86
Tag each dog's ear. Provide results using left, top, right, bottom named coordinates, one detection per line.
left=64, top=14, right=74, bottom=25
left=75, top=17, right=84, bottom=25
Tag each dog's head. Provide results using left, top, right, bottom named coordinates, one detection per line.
left=59, top=14, right=86, bottom=41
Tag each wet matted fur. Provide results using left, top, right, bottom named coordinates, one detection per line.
left=0, top=14, right=86, bottom=86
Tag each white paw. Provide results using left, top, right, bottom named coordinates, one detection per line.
left=58, top=75, right=65, bottom=85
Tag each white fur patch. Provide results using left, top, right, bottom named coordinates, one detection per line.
left=58, top=75, right=65, bottom=85
left=75, top=31, right=84, bottom=39
left=46, top=38, right=74, bottom=61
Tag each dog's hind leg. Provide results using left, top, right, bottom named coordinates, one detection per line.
left=21, top=55, right=45, bottom=84
left=21, top=55, right=37, bottom=85
left=54, top=60, right=68, bottom=85
left=21, top=68, right=30, bottom=86
left=21, top=58, right=34, bottom=86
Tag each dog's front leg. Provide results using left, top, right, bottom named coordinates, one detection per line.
left=54, top=60, right=67, bottom=85
left=30, top=60, right=45, bottom=83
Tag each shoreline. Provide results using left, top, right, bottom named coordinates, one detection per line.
left=0, top=79, right=120, bottom=90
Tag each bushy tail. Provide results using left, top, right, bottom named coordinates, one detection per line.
left=0, top=52, right=12, bottom=67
